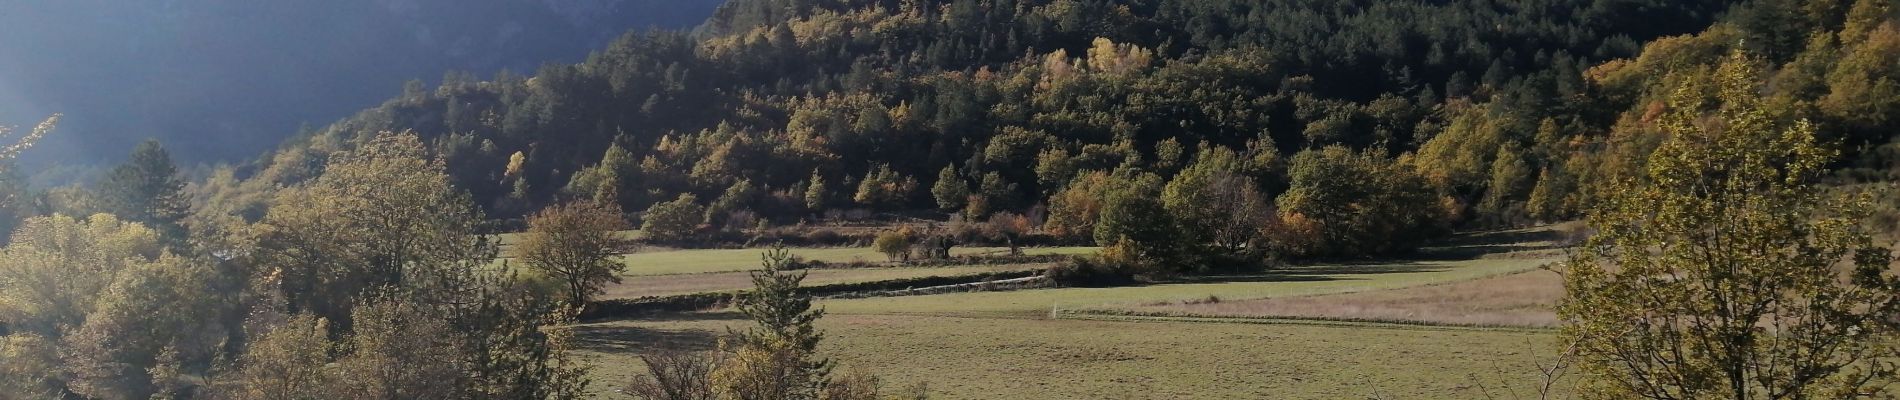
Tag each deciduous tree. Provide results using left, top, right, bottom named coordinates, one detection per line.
left=516, top=201, right=632, bottom=309
left=1561, top=53, right=1900, bottom=399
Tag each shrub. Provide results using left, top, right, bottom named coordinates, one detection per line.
left=802, top=228, right=843, bottom=245
left=871, top=230, right=915, bottom=262
left=626, top=350, right=719, bottom=400
left=1042, top=255, right=1137, bottom=287
left=643, top=194, right=706, bottom=243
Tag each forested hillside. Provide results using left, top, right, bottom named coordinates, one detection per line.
left=192, top=0, right=1778, bottom=242
left=182, top=0, right=1895, bottom=260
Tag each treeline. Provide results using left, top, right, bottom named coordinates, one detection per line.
left=173, top=0, right=1864, bottom=263
left=0, top=134, right=591, bottom=398
left=0, top=132, right=912, bottom=399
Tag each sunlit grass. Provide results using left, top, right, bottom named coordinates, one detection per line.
left=573, top=313, right=1570, bottom=399
left=816, top=256, right=1558, bottom=316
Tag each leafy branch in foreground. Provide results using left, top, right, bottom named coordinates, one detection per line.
left=1560, top=52, right=1900, bottom=399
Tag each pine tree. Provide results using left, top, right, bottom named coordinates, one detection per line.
left=930, top=165, right=969, bottom=212
left=803, top=170, right=827, bottom=212
left=96, top=139, right=190, bottom=247
left=711, top=245, right=832, bottom=400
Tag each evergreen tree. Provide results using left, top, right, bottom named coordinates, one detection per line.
left=96, top=139, right=189, bottom=247
left=803, top=171, right=827, bottom=212
left=930, top=165, right=969, bottom=212
left=711, top=245, right=832, bottom=400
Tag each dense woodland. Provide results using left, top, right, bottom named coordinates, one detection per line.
left=187, top=0, right=1896, bottom=260
left=0, top=0, right=1898, bottom=398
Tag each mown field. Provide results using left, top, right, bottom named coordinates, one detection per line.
left=570, top=230, right=1573, bottom=399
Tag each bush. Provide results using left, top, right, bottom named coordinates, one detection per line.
left=1042, top=256, right=1137, bottom=287
left=643, top=194, right=706, bottom=243
left=626, top=350, right=719, bottom=400
left=872, top=230, right=914, bottom=262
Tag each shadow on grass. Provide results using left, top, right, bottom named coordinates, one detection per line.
left=571, top=311, right=748, bottom=353
left=586, top=310, right=745, bottom=324
left=1410, top=226, right=1573, bottom=260
left=572, top=322, right=725, bottom=353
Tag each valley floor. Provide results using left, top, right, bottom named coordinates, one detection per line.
left=572, top=227, right=1574, bottom=399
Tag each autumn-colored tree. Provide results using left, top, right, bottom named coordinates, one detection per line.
left=516, top=201, right=632, bottom=309
left=853, top=164, right=916, bottom=208
left=985, top=212, right=1034, bottom=255
left=1561, top=53, right=1900, bottom=399
left=1043, top=171, right=1112, bottom=241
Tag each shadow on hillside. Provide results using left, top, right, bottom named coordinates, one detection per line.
left=571, top=323, right=721, bottom=353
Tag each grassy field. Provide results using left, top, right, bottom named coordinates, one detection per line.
left=615, top=246, right=1098, bottom=276
left=569, top=225, right=1576, bottom=399
left=599, top=263, right=1053, bottom=299
left=1129, top=266, right=1565, bottom=328
left=819, top=255, right=1560, bottom=316
left=573, top=251, right=1568, bottom=398
left=574, top=313, right=1571, bottom=399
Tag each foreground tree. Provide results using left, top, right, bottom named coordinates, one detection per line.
left=711, top=246, right=832, bottom=400
left=237, top=132, right=590, bottom=399
left=256, top=132, right=492, bottom=329
left=0, top=114, right=53, bottom=158
left=629, top=246, right=919, bottom=400
left=1560, top=54, right=1900, bottom=399
left=516, top=201, right=632, bottom=309
left=0, top=214, right=228, bottom=398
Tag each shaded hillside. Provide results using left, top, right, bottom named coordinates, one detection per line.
left=0, top=0, right=725, bottom=164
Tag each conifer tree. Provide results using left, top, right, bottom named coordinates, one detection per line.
left=96, top=139, right=190, bottom=247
